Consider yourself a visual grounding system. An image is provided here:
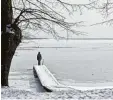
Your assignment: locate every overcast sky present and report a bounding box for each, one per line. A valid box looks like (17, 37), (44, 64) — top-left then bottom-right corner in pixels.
(23, 0), (113, 38)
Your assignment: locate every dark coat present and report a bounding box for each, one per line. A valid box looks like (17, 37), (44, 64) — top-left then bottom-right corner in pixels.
(37, 52), (42, 61)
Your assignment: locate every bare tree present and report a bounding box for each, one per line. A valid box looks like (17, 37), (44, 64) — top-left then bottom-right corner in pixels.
(12, 0), (93, 38)
(1, 0), (112, 86)
(90, 0), (113, 25)
(1, 0), (92, 86)
(1, 0), (22, 86)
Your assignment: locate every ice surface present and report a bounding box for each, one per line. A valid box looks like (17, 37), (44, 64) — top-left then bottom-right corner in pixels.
(11, 39), (113, 85)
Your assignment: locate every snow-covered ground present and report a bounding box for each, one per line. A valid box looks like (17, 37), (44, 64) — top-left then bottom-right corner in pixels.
(2, 87), (113, 99)
(8, 70), (46, 92)
(2, 39), (113, 99)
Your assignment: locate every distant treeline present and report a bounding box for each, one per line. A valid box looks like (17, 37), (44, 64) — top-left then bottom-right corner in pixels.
(23, 38), (113, 40)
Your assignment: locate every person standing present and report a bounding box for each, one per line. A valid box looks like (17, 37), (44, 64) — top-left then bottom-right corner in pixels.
(37, 52), (42, 65)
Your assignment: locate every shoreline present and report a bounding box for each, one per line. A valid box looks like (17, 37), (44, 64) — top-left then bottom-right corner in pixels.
(2, 87), (113, 99)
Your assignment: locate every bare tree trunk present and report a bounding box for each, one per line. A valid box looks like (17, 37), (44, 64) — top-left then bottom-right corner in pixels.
(1, 0), (22, 86)
(1, 30), (21, 86)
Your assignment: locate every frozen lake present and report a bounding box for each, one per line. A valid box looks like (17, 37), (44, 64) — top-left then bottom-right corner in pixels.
(10, 39), (113, 87)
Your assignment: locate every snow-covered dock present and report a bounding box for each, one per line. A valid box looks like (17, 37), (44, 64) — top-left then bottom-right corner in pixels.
(33, 65), (73, 92)
(33, 65), (113, 92)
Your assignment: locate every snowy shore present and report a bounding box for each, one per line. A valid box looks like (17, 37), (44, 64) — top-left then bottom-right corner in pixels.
(2, 65), (113, 100)
(1, 87), (113, 100)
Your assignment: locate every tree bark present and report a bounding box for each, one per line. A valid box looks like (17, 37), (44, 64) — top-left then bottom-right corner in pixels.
(1, 29), (22, 86)
(1, 0), (22, 86)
